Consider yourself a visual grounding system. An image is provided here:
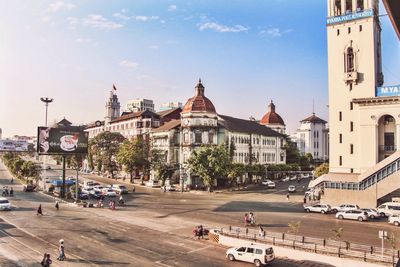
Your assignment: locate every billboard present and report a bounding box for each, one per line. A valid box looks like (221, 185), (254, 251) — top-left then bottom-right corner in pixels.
(37, 127), (88, 155)
(0, 140), (28, 152)
(376, 85), (400, 97)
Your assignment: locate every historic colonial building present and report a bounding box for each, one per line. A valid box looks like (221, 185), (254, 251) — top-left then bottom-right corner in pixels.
(293, 113), (329, 161)
(151, 80), (286, 187)
(310, 0), (400, 207)
(259, 100), (286, 134)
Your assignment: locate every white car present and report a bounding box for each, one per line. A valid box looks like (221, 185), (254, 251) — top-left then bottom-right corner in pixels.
(93, 186), (104, 193)
(0, 198), (11, 211)
(146, 180), (160, 188)
(304, 204), (331, 214)
(289, 176), (297, 181)
(388, 215), (400, 226)
(261, 180), (271, 186)
(266, 181), (276, 189)
(281, 177), (290, 182)
(101, 188), (117, 197)
(288, 185), (296, 192)
(331, 204), (360, 213)
(112, 184), (129, 194)
(377, 202), (400, 217)
(360, 208), (380, 219)
(336, 210), (368, 221)
(165, 184), (176, 191)
(226, 244), (275, 267)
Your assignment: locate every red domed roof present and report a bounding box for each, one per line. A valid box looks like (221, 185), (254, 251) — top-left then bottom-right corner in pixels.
(260, 100), (285, 126)
(182, 80), (216, 114)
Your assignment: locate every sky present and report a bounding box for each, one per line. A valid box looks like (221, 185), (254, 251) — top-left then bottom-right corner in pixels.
(0, 0), (399, 138)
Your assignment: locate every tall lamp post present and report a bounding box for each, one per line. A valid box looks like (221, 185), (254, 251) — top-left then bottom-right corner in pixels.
(40, 97), (53, 127)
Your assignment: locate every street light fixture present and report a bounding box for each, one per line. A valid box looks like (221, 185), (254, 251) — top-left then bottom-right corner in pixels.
(40, 97), (54, 127)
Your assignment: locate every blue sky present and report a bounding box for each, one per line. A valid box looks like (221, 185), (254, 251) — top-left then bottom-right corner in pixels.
(0, 0), (399, 137)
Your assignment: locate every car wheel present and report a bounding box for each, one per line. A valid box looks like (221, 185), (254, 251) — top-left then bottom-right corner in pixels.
(321, 210), (326, 214)
(306, 209), (310, 213)
(358, 217), (364, 222)
(332, 209), (337, 213)
(338, 215), (344, 220)
(227, 254), (235, 261)
(254, 259), (262, 267)
(369, 215), (375, 219)
(394, 221), (400, 227)
(380, 212), (386, 217)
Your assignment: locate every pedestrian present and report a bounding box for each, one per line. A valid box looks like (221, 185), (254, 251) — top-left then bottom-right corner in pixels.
(199, 225), (204, 239)
(41, 253), (52, 267)
(303, 197), (306, 204)
(258, 226), (265, 237)
(37, 204), (43, 216)
(55, 201), (59, 211)
(286, 193), (290, 201)
(244, 213), (248, 226)
(57, 239), (66, 261)
(10, 177), (14, 184)
(9, 187), (13, 197)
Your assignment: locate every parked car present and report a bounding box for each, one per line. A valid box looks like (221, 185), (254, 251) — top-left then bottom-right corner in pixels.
(388, 215), (400, 226)
(23, 184), (36, 192)
(165, 184), (176, 192)
(226, 244), (275, 267)
(0, 198), (11, 211)
(288, 185), (296, 193)
(302, 173), (311, 179)
(102, 188), (117, 197)
(289, 176), (297, 181)
(261, 180), (271, 186)
(331, 204), (360, 213)
(111, 184), (129, 194)
(93, 186), (105, 193)
(89, 190), (102, 199)
(304, 204), (331, 214)
(336, 210), (368, 221)
(146, 180), (160, 188)
(281, 177), (290, 182)
(360, 208), (380, 219)
(266, 181), (276, 189)
(377, 202), (400, 217)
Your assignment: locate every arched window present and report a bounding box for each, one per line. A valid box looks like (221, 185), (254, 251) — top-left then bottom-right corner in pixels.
(346, 47), (355, 72)
(345, 0), (352, 14)
(357, 0), (364, 12)
(334, 0), (342, 16)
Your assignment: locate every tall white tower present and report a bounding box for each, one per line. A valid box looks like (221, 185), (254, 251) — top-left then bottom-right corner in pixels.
(327, 0), (384, 174)
(105, 86), (121, 124)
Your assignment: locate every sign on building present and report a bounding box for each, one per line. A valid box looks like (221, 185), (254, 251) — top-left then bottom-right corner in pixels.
(37, 127), (88, 155)
(0, 140), (28, 152)
(327, 9), (373, 25)
(376, 85), (400, 97)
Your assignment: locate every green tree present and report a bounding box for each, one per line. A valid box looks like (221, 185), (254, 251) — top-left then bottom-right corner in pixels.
(89, 131), (126, 179)
(315, 163), (329, 177)
(331, 227), (343, 241)
(20, 161), (41, 184)
(284, 138), (301, 164)
(116, 137), (149, 183)
(227, 163), (246, 186)
(187, 145), (231, 192)
(150, 149), (176, 186)
(287, 221), (302, 240)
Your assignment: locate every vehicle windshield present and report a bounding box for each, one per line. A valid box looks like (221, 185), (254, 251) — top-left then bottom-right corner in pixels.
(0, 200), (10, 204)
(265, 248), (273, 255)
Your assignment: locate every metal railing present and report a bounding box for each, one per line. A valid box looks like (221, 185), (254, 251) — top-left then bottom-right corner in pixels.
(380, 145), (397, 153)
(218, 226), (399, 265)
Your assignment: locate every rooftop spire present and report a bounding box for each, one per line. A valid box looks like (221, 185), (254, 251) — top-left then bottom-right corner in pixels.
(195, 78), (205, 96)
(268, 99), (275, 112)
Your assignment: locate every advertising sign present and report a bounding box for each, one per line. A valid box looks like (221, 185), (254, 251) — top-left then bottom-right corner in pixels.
(0, 140), (28, 152)
(37, 127), (88, 155)
(376, 85), (400, 97)
(327, 9), (373, 25)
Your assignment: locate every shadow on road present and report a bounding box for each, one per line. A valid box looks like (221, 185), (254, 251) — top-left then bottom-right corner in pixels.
(213, 201), (303, 213)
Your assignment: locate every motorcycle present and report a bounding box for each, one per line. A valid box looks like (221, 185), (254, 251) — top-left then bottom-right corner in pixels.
(193, 226), (209, 239)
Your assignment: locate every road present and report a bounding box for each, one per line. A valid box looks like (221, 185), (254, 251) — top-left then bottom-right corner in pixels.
(0, 162), (331, 267)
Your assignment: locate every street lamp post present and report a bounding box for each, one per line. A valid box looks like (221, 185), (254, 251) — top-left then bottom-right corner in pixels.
(40, 97), (54, 127)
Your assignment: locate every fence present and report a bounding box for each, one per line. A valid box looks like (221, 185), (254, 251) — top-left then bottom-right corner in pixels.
(216, 226), (400, 266)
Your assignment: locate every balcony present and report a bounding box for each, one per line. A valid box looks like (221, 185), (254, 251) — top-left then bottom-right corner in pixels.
(379, 145), (397, 153)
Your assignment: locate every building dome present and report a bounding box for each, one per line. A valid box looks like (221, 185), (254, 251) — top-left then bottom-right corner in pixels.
(182, 79), (216, 114)
(260, 100), (285, 126)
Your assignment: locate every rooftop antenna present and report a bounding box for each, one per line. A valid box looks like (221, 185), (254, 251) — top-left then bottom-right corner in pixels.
(312, 99), (315, 115)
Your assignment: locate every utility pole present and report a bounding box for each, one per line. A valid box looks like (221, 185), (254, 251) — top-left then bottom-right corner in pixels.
(40, 97), (54, 127)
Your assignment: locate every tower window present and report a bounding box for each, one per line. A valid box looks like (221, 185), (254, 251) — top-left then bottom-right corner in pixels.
(348, 27), (351, 34)
(350, 102), (353, 110)
(337, 29), (340, 36)
(357, 0), (364, 12)
(350, 144), (354, 154)
(359, 25), (363, 32)
(339, 156), (343, 166)
(339, 134), (342, 143)
(350, 121), (353, 132)
(339, 111), (342, 121)
(334, 0), (342, 16)
(346, 47), (355, 72)
(345, 0), (352, 14)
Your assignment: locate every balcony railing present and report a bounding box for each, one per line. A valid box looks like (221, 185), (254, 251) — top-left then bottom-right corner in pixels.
(379, 145), (397, 153)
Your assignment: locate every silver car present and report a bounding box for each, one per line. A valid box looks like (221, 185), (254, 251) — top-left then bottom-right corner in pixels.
(304, 204), (331, 214)
(336, 210), (368, 222)
(360, 208), (380, 219)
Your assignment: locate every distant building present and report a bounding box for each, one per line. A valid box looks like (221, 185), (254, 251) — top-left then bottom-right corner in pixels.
(293, 113), (329, 161)
(259, 100), (286, 134)
(0, 128), (2, 139)
(159, 102), (182, 111)
(125, 98), (155, 113)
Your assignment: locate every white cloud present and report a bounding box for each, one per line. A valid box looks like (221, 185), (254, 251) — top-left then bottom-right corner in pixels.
(198, 22), (248, 33)
(168, 5), (177, 11)
(259, 27), (293, 37)
(76, 37), (92, 43)
(119, 60), (139, 69)
(134, 16), (159, 22)
(113, 12), (130, 20)
(48, 1), (75, 12)
(67, 15), (123, 30)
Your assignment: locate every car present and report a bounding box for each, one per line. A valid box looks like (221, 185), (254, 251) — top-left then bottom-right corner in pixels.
(261, 180), (271, 186)
(301, 173), (310, 179)
(281, 177), (290, 182)
(93, 185), (104, 193)
(288, 185), (296, 192)
(165, 184), (176, 192)
(377, 202), (400, 217)
(0, 198), (11, 211)
(266, 181), (276, 189)
(331, 204), (360, 213)
(66, 177), (76, 184)
(304, 204), (331, 214)
(388, 215), (400, 226)
(226, 244), (275, 267)
(89, 190), (102, 199)
(146, 180), (160, 188)
(360, 208), (380, 219)
(102, 188), (117, 197)
(289, 176), (297, 181)
(111, 184), (129, 194)
(336, 210), (368, 221)
(23, 184), (36, 192)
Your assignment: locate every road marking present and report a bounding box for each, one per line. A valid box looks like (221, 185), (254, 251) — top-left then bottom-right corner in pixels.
(187, 245), (213, 254)
(154, 260), (173, 267)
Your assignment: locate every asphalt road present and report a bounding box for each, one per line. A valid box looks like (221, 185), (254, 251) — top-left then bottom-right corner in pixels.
(0, 162), (332, 267)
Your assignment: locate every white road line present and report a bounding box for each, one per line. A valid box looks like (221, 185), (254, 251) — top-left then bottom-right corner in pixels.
(187, 245), (213, 254)
(154, 260), (173, 267)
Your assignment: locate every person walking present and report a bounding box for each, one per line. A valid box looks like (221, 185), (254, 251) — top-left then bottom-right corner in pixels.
(244, 213), (249, 226)
(258, 226), (265, 237)
(286, 193), (290, 201)
(55, 201), (59, 211)
(41, 253), (52, 267)
(37, 204), (43, 216)
(9, 187), (13, 197)
(57, 239), (66, 261)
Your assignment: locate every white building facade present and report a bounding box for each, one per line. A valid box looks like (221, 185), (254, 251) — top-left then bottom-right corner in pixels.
(125, 98), (155, 113)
